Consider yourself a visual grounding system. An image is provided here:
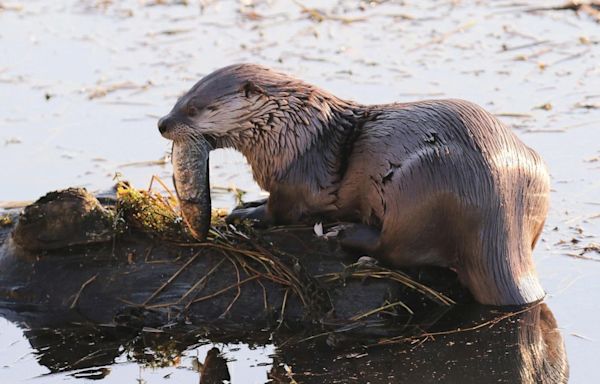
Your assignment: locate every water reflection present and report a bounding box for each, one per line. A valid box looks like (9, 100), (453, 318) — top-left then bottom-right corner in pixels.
(0, 302), (567, 383)
(198, 348), (231, 384)
(270, 303), (568, 383)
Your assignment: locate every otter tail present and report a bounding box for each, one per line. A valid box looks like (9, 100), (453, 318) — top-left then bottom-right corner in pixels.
(460, 148), (550, 306)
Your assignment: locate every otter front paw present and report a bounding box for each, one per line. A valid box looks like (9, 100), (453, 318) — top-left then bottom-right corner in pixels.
(237, 198), (268, 209)
(225, 204), (272, 227)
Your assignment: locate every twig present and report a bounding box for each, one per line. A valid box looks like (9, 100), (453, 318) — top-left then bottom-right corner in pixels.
(143, 252), (200, 305)
(350, 300), (414, 321)
(143, 246), (154, 262)
(70, 274), (98, 309)
(548, 48), (591, 67)
(70, 349), (111, 368)
(563, 252), (600, 262)
(291, 0), (366, 24)
(147, 174), (178, 206)
(118, 157), (168, 169)
(186, 275), (260, 307)
(245, 238), (311, 306)
(277, 288), (290, 329)
(256, 279), (269, 312)
(116, 297), (140, 306)
(219, 254), (243, 318)
(495, 112), (533, 118)
(144, 301), (180, 309)
(375, 303), (539, 346)
(410, 20), (477, 51)
(523, 1), (600, 21)
(178, 258), (225, 303)
(318, 268), (454, 306)
(291, 330), (333, 345)
(554, 120), (600, 131)
(523, 128), (567, 133)
(499, 40), (550, 52)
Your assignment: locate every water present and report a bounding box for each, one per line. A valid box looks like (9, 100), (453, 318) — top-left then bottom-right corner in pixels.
(0, 0), (599, 382)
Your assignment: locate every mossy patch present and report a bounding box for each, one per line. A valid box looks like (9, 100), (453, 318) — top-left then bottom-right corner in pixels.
(114, 181), (228, 241)
(115, 181), (189, 240)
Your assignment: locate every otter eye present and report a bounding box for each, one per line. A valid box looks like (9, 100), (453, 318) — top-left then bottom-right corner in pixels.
(187, 105), (199, 118)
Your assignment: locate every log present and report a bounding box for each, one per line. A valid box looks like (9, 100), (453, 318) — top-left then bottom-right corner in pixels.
(0, 188), (568, 383)
(0, 188), (461, 329)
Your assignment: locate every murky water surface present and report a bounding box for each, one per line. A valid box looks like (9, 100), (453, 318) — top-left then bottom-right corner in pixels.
(0, 0), (599, 382)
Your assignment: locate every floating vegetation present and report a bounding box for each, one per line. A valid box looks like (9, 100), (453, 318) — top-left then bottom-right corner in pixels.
(0, 214), (12, 227)
(525, 1), (600, 23)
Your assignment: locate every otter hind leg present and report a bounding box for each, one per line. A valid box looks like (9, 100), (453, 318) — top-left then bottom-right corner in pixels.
(338, 223), (381, 255)
(461, 157), (549, 306)
(379, 203), (545, 306)
(377, 181), (546, 306)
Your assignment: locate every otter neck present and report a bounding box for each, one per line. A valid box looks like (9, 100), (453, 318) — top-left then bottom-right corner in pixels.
(219, 92), (365, 192)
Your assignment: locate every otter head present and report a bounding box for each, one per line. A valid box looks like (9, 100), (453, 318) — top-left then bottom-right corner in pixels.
(157, 64), (276, 145)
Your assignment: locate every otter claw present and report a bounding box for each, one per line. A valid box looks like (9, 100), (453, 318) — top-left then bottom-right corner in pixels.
(356, 256), (378, 267)
(225, 205), (271, 227)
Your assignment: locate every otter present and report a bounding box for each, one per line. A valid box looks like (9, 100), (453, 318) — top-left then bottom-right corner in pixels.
(158, 63), (550, 306)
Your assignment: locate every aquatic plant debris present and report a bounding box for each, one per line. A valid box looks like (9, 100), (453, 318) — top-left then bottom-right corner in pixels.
(115, 180), (189, 240)
(0, 214), (12, 227)
(524, 1), (600, 23)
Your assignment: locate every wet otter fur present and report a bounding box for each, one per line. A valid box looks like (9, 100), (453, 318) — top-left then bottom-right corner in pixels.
(158, 63), (550, 306)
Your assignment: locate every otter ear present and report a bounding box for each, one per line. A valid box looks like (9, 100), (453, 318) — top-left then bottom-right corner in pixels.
(240, 81), (266, 98)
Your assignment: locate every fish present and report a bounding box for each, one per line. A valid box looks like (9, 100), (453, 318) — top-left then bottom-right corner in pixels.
(171, 137), (212, 241)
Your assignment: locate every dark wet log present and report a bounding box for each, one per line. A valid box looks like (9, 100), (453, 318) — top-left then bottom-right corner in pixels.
(0, 189), (464, 332)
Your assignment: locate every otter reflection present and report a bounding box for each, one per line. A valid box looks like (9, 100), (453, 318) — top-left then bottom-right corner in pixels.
(2, 302), (566, 383)
(269, 303), (568, 384)
(198, 347), (230, 384)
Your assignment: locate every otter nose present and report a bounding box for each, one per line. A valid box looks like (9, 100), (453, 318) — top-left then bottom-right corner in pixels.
(157, 116), (168, 134)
